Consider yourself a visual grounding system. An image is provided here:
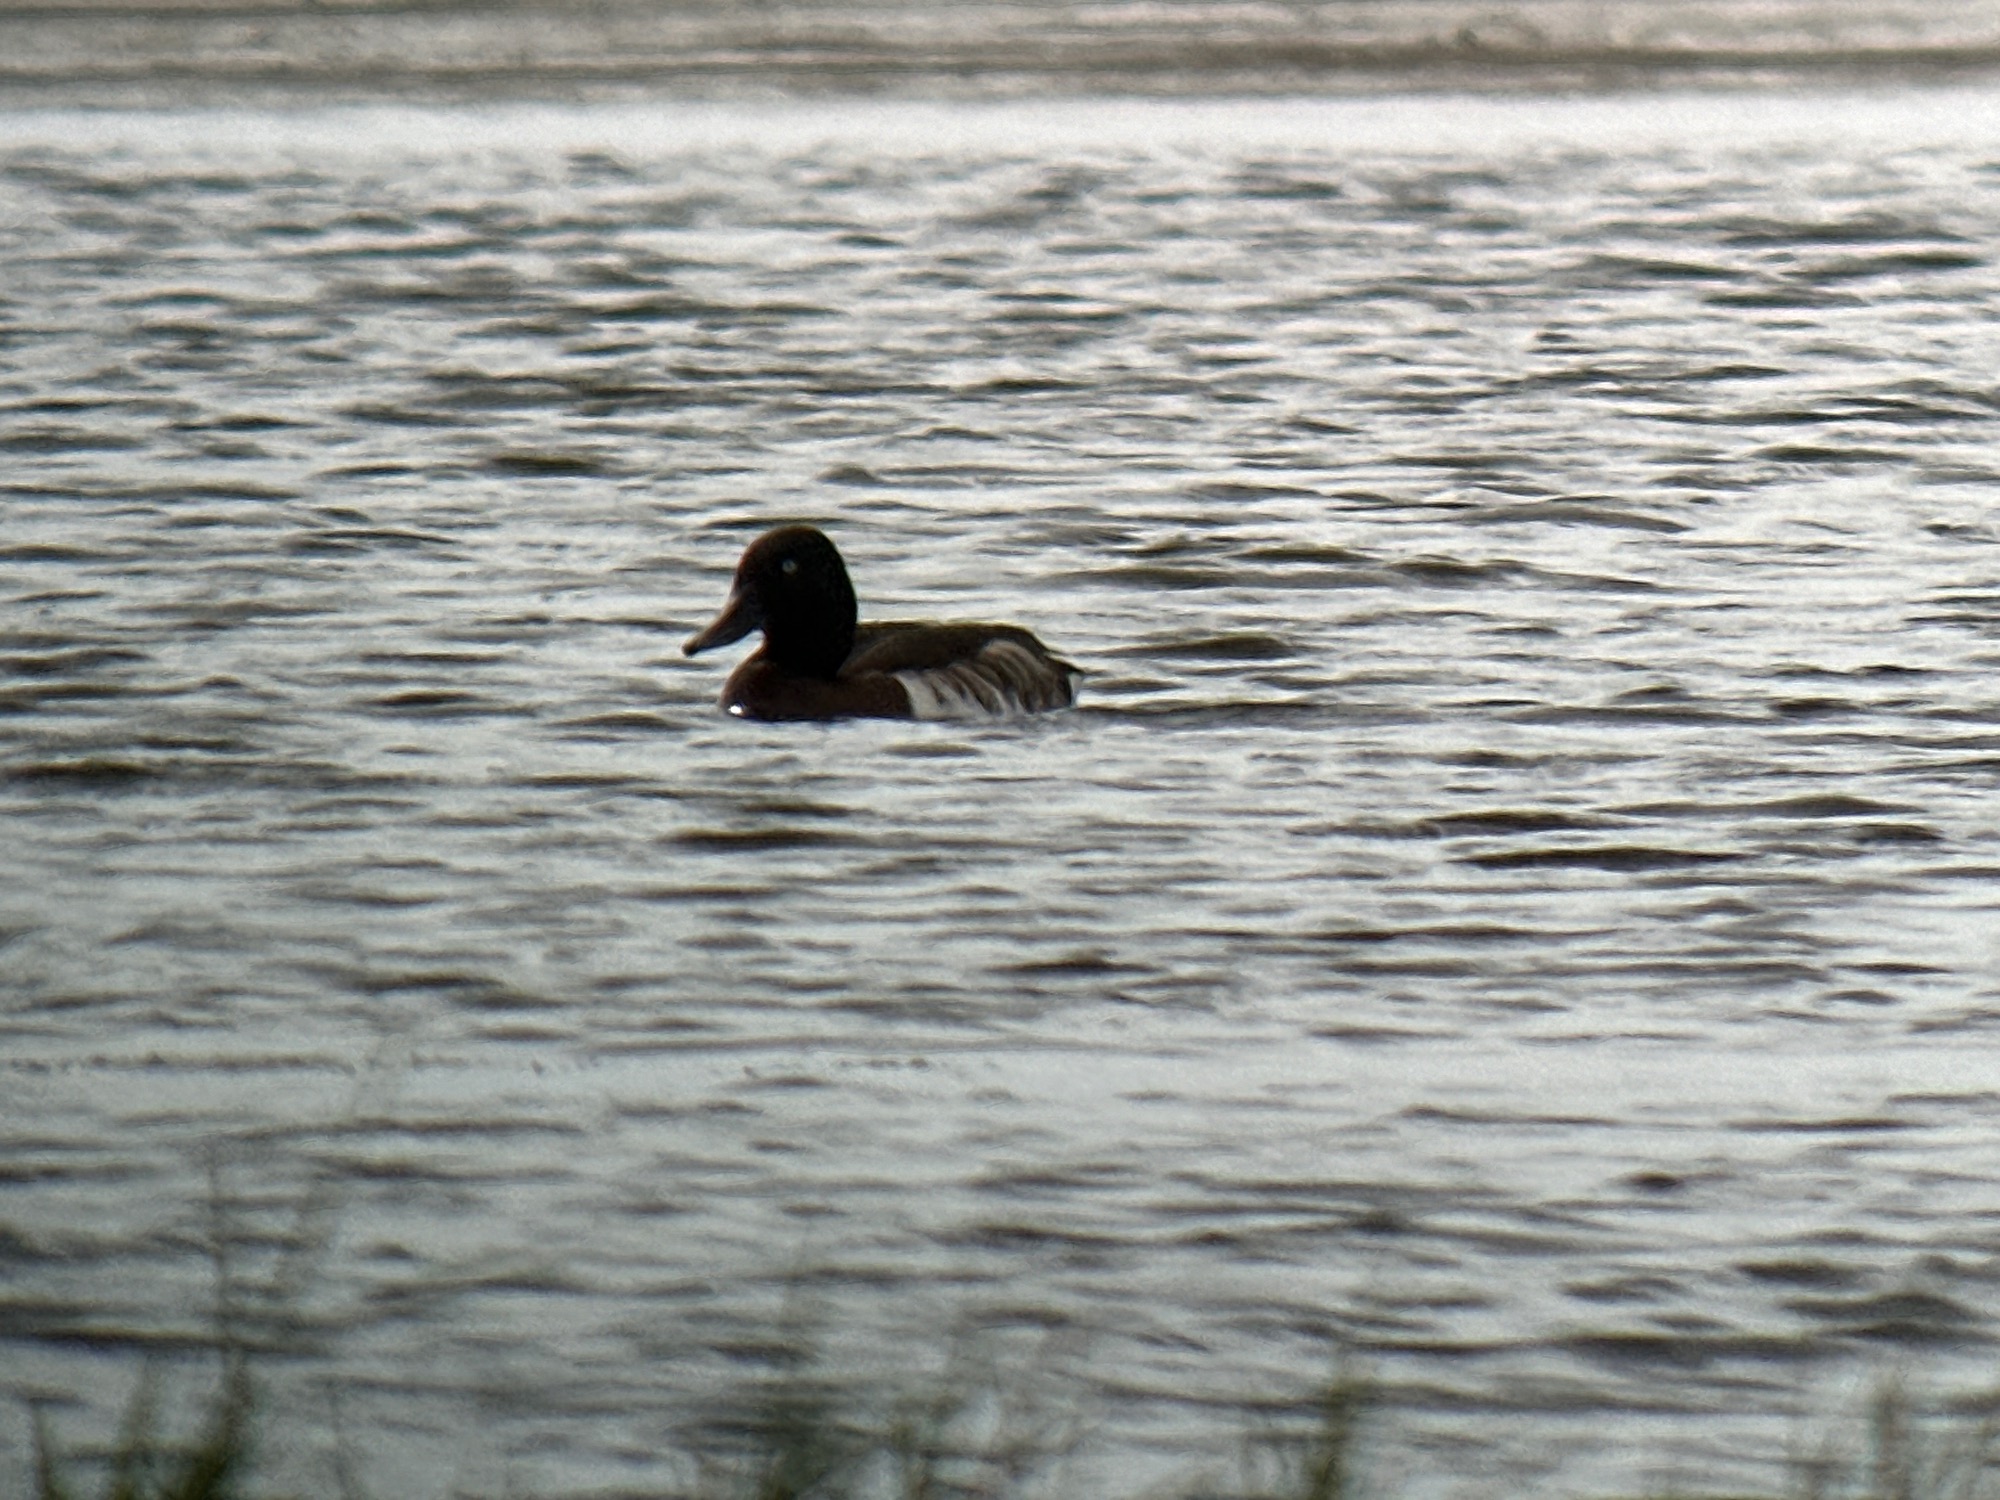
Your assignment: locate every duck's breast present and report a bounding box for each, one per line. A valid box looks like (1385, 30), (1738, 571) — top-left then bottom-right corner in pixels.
(721, 653), (911, 720)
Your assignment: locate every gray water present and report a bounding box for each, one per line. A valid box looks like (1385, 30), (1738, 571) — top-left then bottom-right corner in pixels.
(5, 88), (2000, 1498)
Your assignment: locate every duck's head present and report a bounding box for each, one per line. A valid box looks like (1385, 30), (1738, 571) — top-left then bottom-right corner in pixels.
(683, 524), (858, 679)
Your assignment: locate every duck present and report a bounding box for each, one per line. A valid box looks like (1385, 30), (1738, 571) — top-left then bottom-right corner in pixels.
(683, 525), (1080, 721)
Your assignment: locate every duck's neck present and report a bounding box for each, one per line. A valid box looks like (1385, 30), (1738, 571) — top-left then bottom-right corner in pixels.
(763, 589), (857, 680)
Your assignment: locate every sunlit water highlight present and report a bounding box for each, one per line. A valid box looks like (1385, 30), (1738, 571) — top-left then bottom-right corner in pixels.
(4, 87), (2000, 1498)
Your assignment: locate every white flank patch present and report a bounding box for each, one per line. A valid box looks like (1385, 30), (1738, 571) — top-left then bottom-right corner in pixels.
(894, 666), (1010, 721)
(893, 641), (1076, 721)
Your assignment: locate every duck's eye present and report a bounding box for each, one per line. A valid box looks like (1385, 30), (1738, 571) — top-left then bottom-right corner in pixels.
(780, 558), (799, 575)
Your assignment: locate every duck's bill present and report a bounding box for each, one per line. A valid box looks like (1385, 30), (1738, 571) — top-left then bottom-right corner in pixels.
(683, 589), (760, 656)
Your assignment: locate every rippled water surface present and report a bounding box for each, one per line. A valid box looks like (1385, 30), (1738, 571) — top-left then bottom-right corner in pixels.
(6, 90), (2000, 1498)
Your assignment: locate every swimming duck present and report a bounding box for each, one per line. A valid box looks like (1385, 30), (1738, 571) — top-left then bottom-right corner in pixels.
(683, 525), (1080, 721)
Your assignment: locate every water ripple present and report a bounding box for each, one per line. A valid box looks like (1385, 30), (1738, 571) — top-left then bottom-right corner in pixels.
(6, 91), (2000, 1500)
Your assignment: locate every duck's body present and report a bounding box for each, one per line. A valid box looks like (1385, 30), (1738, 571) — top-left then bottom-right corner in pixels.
(684, 526), (1080, 722)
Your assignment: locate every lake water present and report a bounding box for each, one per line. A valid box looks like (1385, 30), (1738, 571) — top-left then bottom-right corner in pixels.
(5, 52), (2000, 1500)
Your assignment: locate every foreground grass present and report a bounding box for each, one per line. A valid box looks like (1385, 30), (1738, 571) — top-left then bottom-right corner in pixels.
(1786, 1379), (2000, 1500)
(32, 1353), (252, 1500)
(26, 1353), (2000, 1500)
(28, 1347), (1354, 1500)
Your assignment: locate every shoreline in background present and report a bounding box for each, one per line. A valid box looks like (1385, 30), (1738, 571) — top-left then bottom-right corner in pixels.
(2, 0), (2000, 106)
